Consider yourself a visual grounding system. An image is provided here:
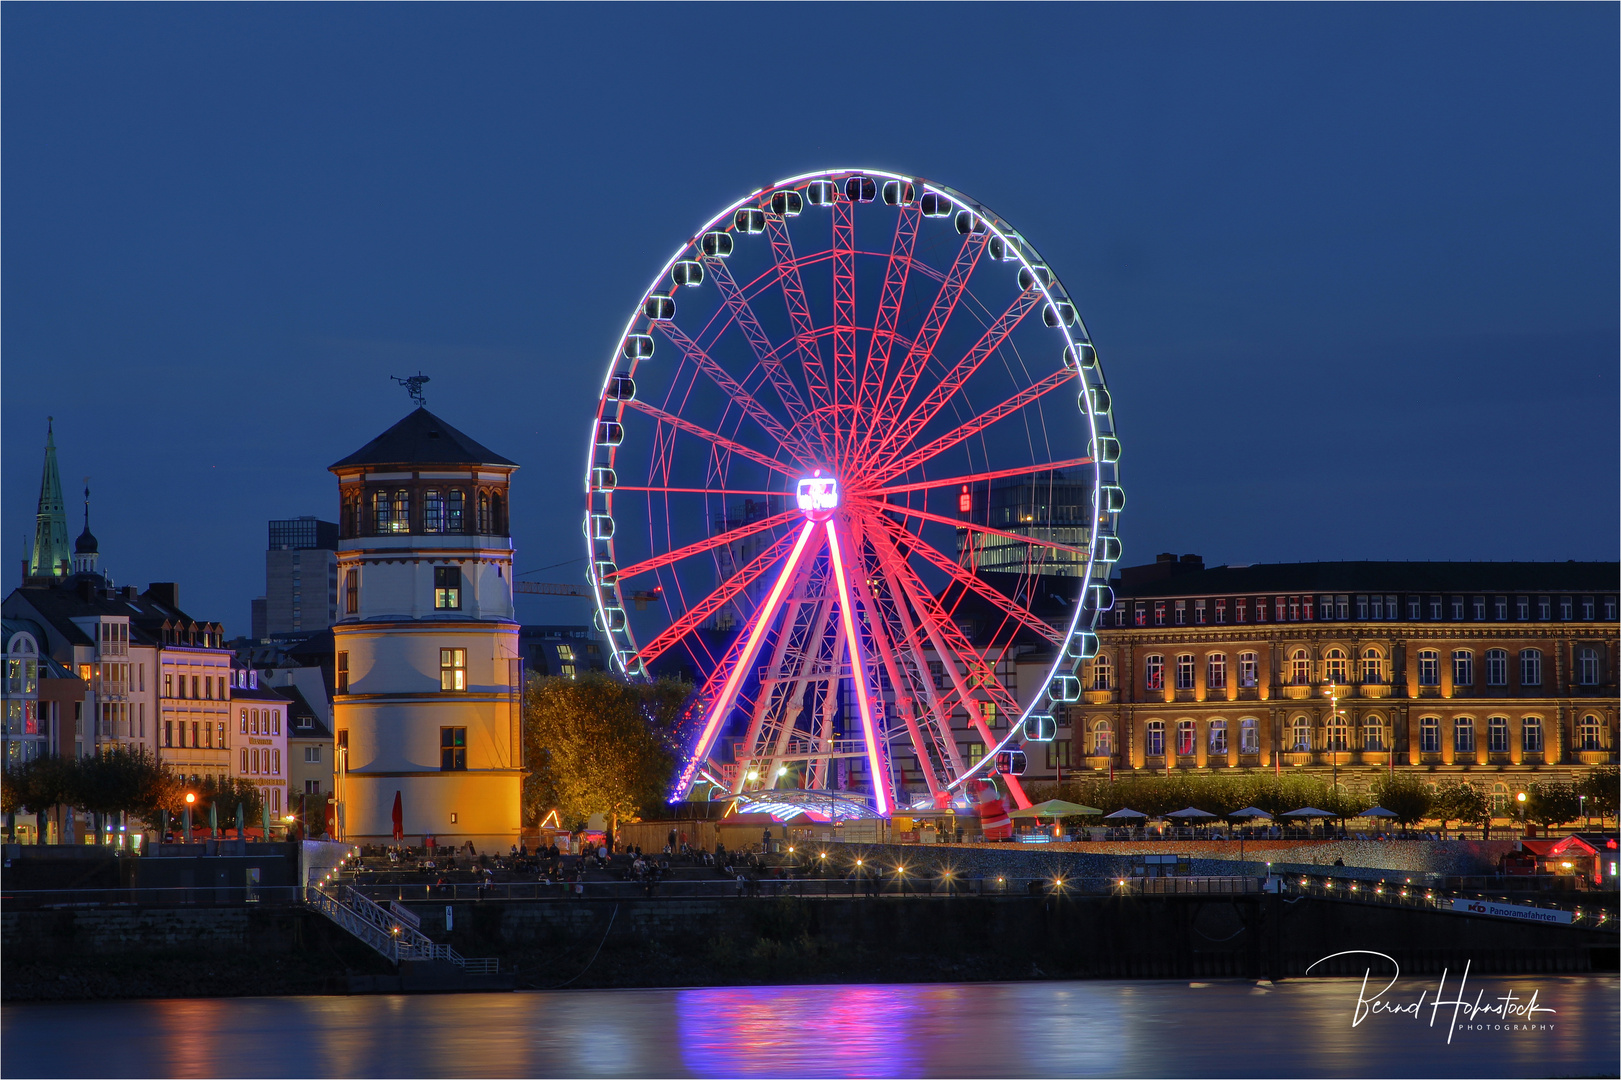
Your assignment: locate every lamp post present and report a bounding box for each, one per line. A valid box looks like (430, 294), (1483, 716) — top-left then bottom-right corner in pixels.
(1516, 790), (1528, 838)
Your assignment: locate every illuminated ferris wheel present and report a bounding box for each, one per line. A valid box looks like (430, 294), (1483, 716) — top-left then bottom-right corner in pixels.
(584, 169), (1122, 816)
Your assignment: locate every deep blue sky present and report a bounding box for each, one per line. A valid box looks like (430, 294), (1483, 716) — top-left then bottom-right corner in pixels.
(4, 4), (1616, 635)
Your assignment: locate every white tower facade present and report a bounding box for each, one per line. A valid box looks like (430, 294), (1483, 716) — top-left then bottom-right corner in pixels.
(329, 408), (522, 849)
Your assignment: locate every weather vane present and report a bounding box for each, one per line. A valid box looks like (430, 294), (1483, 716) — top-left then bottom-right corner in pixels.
(391, 372), (430, 408)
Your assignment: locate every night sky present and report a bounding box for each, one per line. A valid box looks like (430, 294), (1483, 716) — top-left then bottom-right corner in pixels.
(4, 4), (1616, 636)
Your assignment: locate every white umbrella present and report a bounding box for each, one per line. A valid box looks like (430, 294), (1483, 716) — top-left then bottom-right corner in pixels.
(1359, 806), (1399, 818)
(1229, 806), (1273, 820)
(1282, 807), (1335, 818)
(1103, 807), (1147, 820)
(1165, 807), (1218, 820)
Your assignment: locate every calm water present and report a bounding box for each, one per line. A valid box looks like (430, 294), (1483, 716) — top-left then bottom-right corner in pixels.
(4, 976), (1616, 1078)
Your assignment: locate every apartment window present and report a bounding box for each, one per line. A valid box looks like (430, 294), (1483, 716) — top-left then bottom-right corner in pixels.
(1323, 649), (1348, 685)
(1579, 715), (1602, 751)
(1356, 595), (1369, 620)
(336, 652), (349, 694)
(1420, 716), (1441, 753)
(981, 702), (1000, 729)
(1194, 599), (1206, 625)
(1286, 597), (1298, 621)
(1472, 597), (1485, 620)
(1214, 598), (1226, 624)
(305, 779), (321, 796)
(1174, 600), (1185, 626)
(1045, 741), (1071, 770)
(1237, 652), (1258, 689)
(1417, 650), (1440, 687)
(305, 745), (321, 763)
(1289, 649), (1311, 686)
(1256, 598), (1268, 622)
(1091, 721), (1112, 756)
(1143, 655), (1164, 692)
(1134, 603), (1147, 627)
(1235, 599), (1247, 623)
(345, 570), (358, 615)
(1207, 653), (1227, 690)
(1606, 598), (1617, 620)
(1537, 597), (1550, 620)
(1325, 713), (1347, 752)
(251, 709), (259, 735)
(1208, 719), (1227, 754)
(1485, 649), (1508, 686)
(1517, 597), (1530, 620)
(1154, 602), (1166, 627)
(164, 720), (173, 748)
(1318, 596), (1332, 620)
(1370, 595), (1384, 620)
(1290, 716), (1310, 752)
(1487, 716), (1509, 753)
(1363, 715), (1384, 752)
(1493, 597), (1507, 620)
(434, 566), (462, 610)
(1522, 716), (1543, 754)
(1239, 718), (1259, 753)
(1115, 607), (1127, 626)
(1335, 595), (1349, 620)
(272, 750), (280, 776)
(164, 673), (173, 698)
(1581, 597), (1594, 619)
(1454, 717), (1475, 755)
(1090, 654), (1113, 691)
(1452, 650), (1473, 688)
(1144, 720), (1164, 756)
(241, 748), (249, 772)
(1408, 598), (1421, 620)
(1360, 649), (1384, 685)
(1174, 654), (1195, 691)
(1577, 647), (1600, 686)
(965, 742), (985, 766)
(440, 648), (467, 691)
(1176, 719), (1196, 756)
(1450, 597), (1463, 620)
(1559, 597), (1572, 620)
(1519, 649), (1542, 687)
(440, 727), (468, 770)
(190, 721), (199, 747)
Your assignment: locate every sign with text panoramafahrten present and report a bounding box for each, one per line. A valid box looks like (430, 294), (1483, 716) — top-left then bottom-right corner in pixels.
(1451, 898), (1573, 925)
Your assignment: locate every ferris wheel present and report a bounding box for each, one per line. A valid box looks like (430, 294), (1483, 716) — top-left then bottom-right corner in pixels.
(584, 169), (1122, 816)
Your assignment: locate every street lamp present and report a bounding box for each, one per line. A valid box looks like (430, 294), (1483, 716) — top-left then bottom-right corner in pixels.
(1516, 790), (1528, 837)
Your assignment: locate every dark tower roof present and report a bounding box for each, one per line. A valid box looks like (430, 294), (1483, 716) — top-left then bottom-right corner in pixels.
(74, 483), (97, 555)
(329, 407), (517, 470)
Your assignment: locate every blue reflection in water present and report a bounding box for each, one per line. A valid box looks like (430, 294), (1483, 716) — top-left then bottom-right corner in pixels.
(678, 985), (922, 1077)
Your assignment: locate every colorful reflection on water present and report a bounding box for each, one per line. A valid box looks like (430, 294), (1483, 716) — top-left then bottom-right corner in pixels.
(4, 976), (1615, 1078)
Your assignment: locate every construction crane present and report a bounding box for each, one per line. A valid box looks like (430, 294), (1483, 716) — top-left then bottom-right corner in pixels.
(514, 581), (663, 610)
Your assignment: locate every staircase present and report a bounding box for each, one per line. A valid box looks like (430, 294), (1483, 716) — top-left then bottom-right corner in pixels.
(307, 884), (499, 973)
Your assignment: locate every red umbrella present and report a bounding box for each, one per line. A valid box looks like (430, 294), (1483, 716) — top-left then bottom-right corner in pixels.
(391, 790), (404, 841)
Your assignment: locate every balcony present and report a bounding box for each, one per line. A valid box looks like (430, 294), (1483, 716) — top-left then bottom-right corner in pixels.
(1238, 752), (1262, 767)
(1082, 690), (1115, 705)
(1577, 749), (1617, 765)
(1357, 683), (1392, 698)
(1083, 755), (1114, 771)
(1236, 686), (1261, 701)
(1282, 751), (1315, 767)
(1281, 685), (1313, 700)
(1359, 751), (1390, 767)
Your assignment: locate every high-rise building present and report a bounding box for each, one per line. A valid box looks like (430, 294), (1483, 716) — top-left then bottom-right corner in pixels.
(255, 517), (339, 641)
(329, 406), (522, 848)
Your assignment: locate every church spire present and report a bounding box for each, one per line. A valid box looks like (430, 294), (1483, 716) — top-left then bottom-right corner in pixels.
(26, 418), (70, 582)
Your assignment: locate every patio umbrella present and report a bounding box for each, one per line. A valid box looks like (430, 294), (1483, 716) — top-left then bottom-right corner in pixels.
(1009, 799), (1103, 819)
(236, 802), (245, 841)
(1229, 807), (1273, 820)
(209, 802), (218, 838)
(1359, 806), (1399, 818)
(1282, 807), (1335, 818)
(1165, 807), (1218, 820)
(262, 800), (271, 842)
(1103, 808), (1148, 820)
(392, 790), (405, 841)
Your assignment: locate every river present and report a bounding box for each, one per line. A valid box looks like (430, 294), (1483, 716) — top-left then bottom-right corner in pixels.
(4, 976), (1615, 1078)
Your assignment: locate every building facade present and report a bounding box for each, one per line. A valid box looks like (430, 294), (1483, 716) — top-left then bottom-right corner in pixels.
(329, 407), (523, 848)
(253, 517), (340, 642)
(229, 680), (290, 820)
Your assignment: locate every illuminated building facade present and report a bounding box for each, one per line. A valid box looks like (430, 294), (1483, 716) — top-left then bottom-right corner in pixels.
(329, 407), (523, 848)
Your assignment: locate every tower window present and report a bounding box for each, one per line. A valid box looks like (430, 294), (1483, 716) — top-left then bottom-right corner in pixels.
(345, 570), (358, 614)
(423, 489), (444, 533)
(434, 566), (462, 610)
(447, 489), (465, 533)
(440, 727), (467, 771)
(440, 648), (467, 691)
(336, 652), (349, 694)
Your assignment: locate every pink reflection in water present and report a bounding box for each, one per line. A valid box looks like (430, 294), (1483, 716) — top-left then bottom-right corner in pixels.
(678, 985), (925, 1078)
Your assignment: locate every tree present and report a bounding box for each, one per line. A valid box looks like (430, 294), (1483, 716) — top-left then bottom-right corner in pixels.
(1432, 781), (1488, 836)
(1577, 767), (1617, 825)
(522, 671), (685, 838)
(1372, 773), (1433, 830)
(1525, 782), (1583, 832)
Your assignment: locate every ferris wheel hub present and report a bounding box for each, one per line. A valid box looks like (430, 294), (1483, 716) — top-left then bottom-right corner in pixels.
(794, 474), (840, 522)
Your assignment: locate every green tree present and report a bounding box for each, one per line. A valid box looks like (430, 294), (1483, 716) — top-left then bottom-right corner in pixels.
(1525, 782), (1583, 832)
(1576, 767), (1617, 825)
(1432, 780), (1488, 836)
(522, 671), (686, 837)
(1372, 772), (1434, 829)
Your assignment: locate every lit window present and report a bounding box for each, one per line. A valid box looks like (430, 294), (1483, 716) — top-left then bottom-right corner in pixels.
(1174, 654), (1195, 690)
(441, 648), (467, 691)
(1363, 715), (1384, 752)
(1487, 716), (1509, 753)
(1239, 718), (1259, 753)
(1090, 654), (1113, 691)
(1194, 599), (1206, 625)
(1092, 721), (1112, 756)
(1208, 719), (1227, 754)
(1519, 649), (1542, 687)
(1144, 720), (1164, 756)
(1154, 602), (1166, 627)
(440, 727), (467, 770)
(1323, 649), (1347, 684)
(1214, 598), (1226, 624)
(1237, 652), (1258, 689)
(1420, 716), (1441, 753)
(447, 489), (465, 533)
(1173, 600), (1185, 626)
(1360, 649), (1384, 685)
(965, 742), (985, 765)
(1454, 717), (1475, 754)
(1579, 715), (1602, 751)
(1290, 650), (1311, 685)
(1144, 655), (1164, 692)
(1484, 649), (1508, 686)
(1325, 713), (1347, 751)
(1206, 653), (1227, 690)
(434, 566), (462, 610)
(1290, 716), (1311, 752)
(1452, 650), (1473, 687)
(1522, 717), (1543, 754)
(1175, 719), (1196, 756)
(1417, 650), (1440, 686)
(239, 708), (248, 734)
(423, 490), (444, 533)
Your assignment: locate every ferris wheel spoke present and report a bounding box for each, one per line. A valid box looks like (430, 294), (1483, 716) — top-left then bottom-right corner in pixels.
(863, 457), (1093, 498)
(764, 215), (835, 460)
(632, 527), (804, 666)
(867, 511), (1065, 648)
(830, 199), (857, 460)
(866, 287), (1044, 477)
(614, 505), (800, 583)
(854, 232), (988, 472)
(873, 500), (1090, 557)
(703, 255), (815, 439)
(623, 399), (801, 479)
(869, 368), (1082, 486)
(656, 323), (819, 466)
(614, 485), (782, 497)
(855, 207), (921, 464)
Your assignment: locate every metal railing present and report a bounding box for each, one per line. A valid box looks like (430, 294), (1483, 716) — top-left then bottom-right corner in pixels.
(306, 884), (500, 973)
(1276, 874), (1617, 932)
(0, 885), (306, 910)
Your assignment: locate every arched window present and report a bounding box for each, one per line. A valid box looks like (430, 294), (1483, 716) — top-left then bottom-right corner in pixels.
(372, 489), (391, 532)
(1239, 717), (1259, 753)
(491, 493), (506, 534)
(1452, 650), (1473, 687)
(1420, 716), (1441, 753)
(1290, 650), (1311, 685)
(1417, 650), (1440, 686)
(422, 489), (444, 533)
(1363, 714), (1385, 751)
(1522, 716), (1544, 754)
(1144, 720), (1164, 756)
(1492, 783), (1508, 815)
(1175, 654), (1195, 690)
(1207, 653), (1227, 690)
(1579, 714), (1603, 751)
(1143, 655), (1164, 692)
(1577, 648), (1601, 686)
(1209, 718), (1228, 753)
(477, 492), (490, 534)
(1290, 715), (1311, 751)
(1092, 720), (1112, 756)
(447, 489), (465, 533)
(1090, 654), (1113, 691)
(239, 708), (247, 734)
(1237, 652), (1259, 689)
(1454, 716), (1475, 754)
(1325, 711), (1348, 751)
(1487, 715), (1509, 753)
(1323, 648), (1348, 684)
(1484, 649), (1508, 686)
(1176, 719), (1196, 755)
(1520, 649), (1542, 686)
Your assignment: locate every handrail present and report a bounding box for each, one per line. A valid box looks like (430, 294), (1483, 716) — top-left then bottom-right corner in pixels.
(304, 885), (500, 972)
